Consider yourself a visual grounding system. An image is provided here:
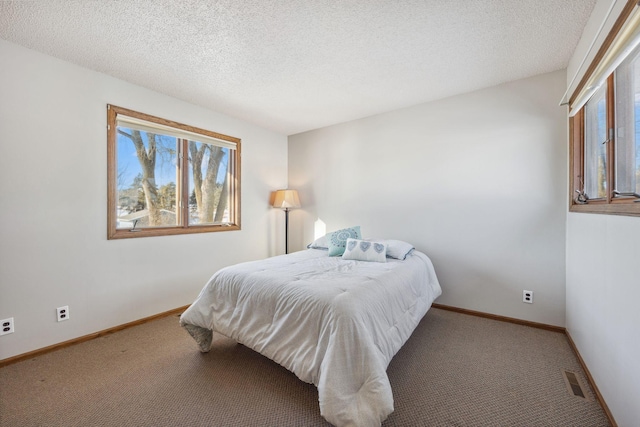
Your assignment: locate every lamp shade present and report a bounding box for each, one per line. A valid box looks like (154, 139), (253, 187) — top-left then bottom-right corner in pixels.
(272, 189), (301, 209)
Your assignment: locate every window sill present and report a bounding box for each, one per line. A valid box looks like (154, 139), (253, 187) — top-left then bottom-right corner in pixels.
(107, 224), (241, 240)
(569, 201), (640, 217)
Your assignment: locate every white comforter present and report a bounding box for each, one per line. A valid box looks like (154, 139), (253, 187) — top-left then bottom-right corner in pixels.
(180, 249), (441, 427)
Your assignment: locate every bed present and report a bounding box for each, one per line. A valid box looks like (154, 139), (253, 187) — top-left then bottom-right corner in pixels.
(180, 237), (441, 427)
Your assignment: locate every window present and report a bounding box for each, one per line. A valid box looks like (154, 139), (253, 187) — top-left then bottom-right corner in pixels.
(107, 105), (241, 239)
(569, 2), (640, 216)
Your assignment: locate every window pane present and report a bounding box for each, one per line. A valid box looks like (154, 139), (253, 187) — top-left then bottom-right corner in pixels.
(584, 83), (608, 199)
(615, 48), (640, 194)
(116, 128), (178, 229)
(187, 140), (232, 225)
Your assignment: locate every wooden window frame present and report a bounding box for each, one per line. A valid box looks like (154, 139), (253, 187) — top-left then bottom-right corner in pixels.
(568, 0), (640, 217)
(107, 105), (241, 239)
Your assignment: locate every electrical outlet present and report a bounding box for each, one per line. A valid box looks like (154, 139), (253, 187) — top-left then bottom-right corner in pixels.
(1, 317), (14, 335)
(56, 306), (69, 322)
(523, 290), (533, 304)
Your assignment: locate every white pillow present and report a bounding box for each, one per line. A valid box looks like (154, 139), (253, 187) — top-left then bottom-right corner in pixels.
(342, 238), (387, 263)
(307, 234), (328, 250)
(367, 239), (415, 260)
(384, 240), (415, 260)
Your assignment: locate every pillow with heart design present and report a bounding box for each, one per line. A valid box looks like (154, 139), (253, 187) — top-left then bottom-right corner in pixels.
(342, 238), (387, 262)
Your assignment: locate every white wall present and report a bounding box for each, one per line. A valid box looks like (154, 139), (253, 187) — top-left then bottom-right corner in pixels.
(566, 215), (640, 426)
(289, 70), (568, 327)
(565, 1), (640, 425)
(0, 39), (289, 360)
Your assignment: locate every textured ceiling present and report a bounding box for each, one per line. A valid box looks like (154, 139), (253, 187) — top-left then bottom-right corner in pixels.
(0, 0), (596, 135)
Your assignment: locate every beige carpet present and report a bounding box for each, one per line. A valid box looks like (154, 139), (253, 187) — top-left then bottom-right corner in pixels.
(0, 308), (610, 426)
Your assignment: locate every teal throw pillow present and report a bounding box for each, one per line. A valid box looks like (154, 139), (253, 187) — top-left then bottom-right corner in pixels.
(327, 226), (361, 256)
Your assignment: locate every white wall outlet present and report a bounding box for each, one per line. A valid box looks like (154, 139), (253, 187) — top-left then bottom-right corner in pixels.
(523, 290), (533, 304)
(1, 317), (14, 335)
(56, 306), (69, 322)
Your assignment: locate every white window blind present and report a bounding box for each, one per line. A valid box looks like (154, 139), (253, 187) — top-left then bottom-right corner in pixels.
(570, 4), (640, 117)
(116, 114), (237, 150)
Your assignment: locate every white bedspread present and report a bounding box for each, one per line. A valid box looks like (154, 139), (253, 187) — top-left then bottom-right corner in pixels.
(180, 249), (441, 427)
